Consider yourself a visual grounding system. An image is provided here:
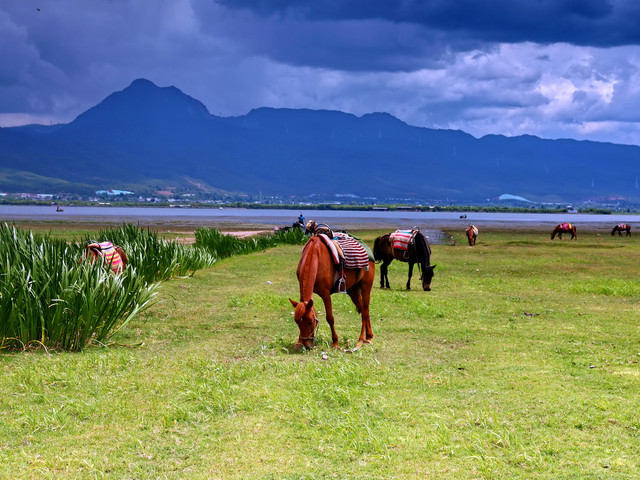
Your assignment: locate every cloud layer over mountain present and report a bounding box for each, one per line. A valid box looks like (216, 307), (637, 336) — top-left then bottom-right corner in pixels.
(3, 0), (640, 145)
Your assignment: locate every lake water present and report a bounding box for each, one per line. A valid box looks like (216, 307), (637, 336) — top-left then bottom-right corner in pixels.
(1, 205), (637, 229)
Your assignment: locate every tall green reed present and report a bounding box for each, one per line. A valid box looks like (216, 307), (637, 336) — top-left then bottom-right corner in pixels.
(90, 224), (216, 282)
(0, 224), (157, 351)
(195, 227), (306, 259)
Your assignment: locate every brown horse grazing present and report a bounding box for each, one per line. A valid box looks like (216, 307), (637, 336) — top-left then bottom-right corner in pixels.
(551, 223), (577, 240)
(465, 225), (478, 246)
(82, 241), (128, 273)
(289, 236), (375, 350)
(612, 223), (631, 236)
(373, 229), (435, 291)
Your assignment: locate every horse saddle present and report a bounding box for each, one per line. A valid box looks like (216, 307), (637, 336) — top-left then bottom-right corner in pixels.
(89, 241), (123, 273)
(390, 229), (418, 251)
(560, 223), (572, 231)
(317, 233), (371, 270)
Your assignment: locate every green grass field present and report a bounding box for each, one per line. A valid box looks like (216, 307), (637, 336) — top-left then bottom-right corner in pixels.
(1, 227), (639, 479)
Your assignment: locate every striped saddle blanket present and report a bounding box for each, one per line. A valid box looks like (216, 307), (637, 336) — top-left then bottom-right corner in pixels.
(97, 241), (123, 273)
(468, 225), (478, 236)
(560, 223), (573, 231)
(318, 232), (372, 269)
(618, 223), (629, 229)
(390, 230), (415, 251)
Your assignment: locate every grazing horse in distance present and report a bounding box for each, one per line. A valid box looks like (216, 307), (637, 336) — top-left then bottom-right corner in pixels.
(611, 223), (631, 236)
(465, 225), (478, 246)
(551, 223), (577, 240)
(373, 229), (435, 291)
(82, 241), (127, 273)
(289, 235), (375, 350)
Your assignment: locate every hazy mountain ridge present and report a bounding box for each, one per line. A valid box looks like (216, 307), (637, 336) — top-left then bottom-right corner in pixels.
(2, 78), (640, 202)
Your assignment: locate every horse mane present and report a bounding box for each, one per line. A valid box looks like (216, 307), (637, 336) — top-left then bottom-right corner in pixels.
(413, 231), (431, 264)
(298, 237), (321, 300)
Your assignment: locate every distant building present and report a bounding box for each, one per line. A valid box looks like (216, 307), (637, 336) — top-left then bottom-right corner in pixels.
(95, 189), (134, 195)
(498, 194), (533, 203)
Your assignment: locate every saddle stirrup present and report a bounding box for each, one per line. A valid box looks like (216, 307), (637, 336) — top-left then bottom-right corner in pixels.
(338, 264), (347, 293)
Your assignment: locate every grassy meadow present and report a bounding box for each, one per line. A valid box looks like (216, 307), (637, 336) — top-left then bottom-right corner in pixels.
(1, 225), (639, 479)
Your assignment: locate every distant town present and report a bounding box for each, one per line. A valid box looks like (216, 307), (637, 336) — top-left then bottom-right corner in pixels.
(0, 189), (635, 214)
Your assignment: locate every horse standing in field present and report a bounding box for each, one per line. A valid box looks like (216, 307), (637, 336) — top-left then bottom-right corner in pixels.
(551, 223), (577, 240)
(465, 225), (478, 246)
(611, 223), (631, 236)
(373, 229), (435, 291)
(82, 241), (127, 273)
(290, 233), (375, 350)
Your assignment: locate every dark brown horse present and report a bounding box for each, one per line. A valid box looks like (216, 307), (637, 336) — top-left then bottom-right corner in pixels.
(551, 223), (577, 240)
(373, 230), (435, 291)
(465, 225), (478, 246)
(289, 235), (375, 350)
(611, 223), (631, 236)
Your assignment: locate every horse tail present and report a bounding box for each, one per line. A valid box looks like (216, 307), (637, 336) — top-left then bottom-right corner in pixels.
(373, 236), (385, 262)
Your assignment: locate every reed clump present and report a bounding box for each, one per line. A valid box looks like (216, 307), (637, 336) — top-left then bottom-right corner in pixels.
(195, 227), (306, 259)
(90, 223), (216, 282)
(0, 224), (157, 351)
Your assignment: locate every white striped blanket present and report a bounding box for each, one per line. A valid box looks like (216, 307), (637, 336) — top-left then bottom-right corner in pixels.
(318, 233), (371, 269)
(390, 230), (413, 251)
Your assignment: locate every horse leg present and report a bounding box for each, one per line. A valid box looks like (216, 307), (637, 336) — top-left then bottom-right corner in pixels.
(348, 281), (374, 348)
(319, 293), (340, 349)
(406, 261), (414, 290)
(380, 259), (391, 289)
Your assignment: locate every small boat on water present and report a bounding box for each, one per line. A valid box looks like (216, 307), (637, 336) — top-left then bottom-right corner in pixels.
(56, 205), (64, 212)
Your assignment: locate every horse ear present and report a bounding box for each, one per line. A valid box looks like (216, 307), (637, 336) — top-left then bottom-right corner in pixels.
(431, 264), (437, 269)
(306, 298), (314, 310)
(289, 298), (298, 308)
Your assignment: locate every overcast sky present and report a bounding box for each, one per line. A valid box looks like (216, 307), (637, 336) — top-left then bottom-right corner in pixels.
(3, 0), (640, 145)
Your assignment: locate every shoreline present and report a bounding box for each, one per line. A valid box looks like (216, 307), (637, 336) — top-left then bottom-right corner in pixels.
(1, 216), (624, 235)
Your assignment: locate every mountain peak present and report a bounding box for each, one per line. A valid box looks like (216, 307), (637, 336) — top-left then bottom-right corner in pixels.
(67, 79), (211, 129)
(128, 78), (157, 89)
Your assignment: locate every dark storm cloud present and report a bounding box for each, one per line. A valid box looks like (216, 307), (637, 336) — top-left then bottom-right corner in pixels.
(218, 0), (638, 46)
(2, 0), (640, 145)
(213, 0), (640, 70)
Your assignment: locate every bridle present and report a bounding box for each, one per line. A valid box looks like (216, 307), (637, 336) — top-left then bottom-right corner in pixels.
(298, 307), (320, 342)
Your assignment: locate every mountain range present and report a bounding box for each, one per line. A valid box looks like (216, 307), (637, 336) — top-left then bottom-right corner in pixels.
(2, 78), (640, 203)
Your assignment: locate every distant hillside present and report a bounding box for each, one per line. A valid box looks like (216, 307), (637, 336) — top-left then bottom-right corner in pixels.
(3, 78), (640, 203)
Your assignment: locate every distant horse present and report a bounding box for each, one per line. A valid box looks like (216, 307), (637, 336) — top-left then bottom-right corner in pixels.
(373, 229), (435, 291)
(82, 241), (127, 273)
(289, 235), (375, 350)
(465, 225), (478, 246)
(611, 223), (631, 236)
(551, 223), (577, 240)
